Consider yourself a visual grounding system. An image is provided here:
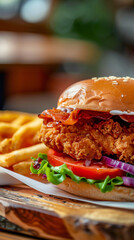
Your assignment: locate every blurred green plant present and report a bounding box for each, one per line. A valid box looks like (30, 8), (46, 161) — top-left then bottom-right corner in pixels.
(50, 0), (119, 49)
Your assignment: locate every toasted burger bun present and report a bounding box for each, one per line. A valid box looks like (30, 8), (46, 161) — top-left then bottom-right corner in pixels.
(58, 76), (134, 112)
(30, 175), (134, 201)
(57, 178), (134, 201)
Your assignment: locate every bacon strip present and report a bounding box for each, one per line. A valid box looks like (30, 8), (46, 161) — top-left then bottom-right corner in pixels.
(78, 110), (111, 120)
(39, 108), (134, 125)
(38, 108), (112, 125)
(38, 109), (79, 125)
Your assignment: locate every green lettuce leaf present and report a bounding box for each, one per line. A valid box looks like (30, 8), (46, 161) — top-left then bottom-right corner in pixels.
(30, 153), (123, 193)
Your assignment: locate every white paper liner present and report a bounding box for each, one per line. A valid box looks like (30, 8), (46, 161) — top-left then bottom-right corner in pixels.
(0, 166), (134, 209)
(0, 169), (21, 185)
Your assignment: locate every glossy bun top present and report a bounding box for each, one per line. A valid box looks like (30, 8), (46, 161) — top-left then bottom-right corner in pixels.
(58, 76), (134, 113)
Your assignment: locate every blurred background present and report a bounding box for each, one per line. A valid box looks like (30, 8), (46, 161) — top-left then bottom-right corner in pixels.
(0, 0), (134, 112)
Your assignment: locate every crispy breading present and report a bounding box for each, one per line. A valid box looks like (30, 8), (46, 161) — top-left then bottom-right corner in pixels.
(40, 119), (134, 163)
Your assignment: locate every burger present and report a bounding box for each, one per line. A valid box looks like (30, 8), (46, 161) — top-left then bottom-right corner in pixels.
(31, 76), (134, 201)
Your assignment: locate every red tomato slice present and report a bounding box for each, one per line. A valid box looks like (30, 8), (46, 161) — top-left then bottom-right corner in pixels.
(47, 149), (124, 180)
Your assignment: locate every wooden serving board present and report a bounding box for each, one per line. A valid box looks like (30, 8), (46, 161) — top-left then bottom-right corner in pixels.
(0, 184), (134, 240)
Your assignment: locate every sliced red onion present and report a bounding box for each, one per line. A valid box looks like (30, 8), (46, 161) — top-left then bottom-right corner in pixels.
(37, 157), (43, 163)
(122, 177), (134, 187)
(33, 161), (40, 169)
(102, 156), (134, 175)
(84, 160), (91, 167)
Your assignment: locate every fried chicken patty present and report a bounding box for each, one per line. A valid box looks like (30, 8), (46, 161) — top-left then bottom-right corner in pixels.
(40, 118), (134, 163)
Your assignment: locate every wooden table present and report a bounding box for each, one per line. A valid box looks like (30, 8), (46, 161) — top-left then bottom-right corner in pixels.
(0, 184), (134, 240)
(0, 230), (42, 240)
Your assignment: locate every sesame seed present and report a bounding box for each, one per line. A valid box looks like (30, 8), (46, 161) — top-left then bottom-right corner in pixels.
(94, 79), (99, 82)
(112, 81), (118, 85)
(108, 76), (117, 79)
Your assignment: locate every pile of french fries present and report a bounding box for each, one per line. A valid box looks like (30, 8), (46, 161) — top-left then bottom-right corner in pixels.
(0, 111), (48, 175)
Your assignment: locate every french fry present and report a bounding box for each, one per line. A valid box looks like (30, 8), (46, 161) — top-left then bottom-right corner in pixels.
(32, 132), (40, 145)
(0, 138), (12, 154)
(11, 118), (42, 150)
(0, 143), (48, 167)
(0, 111), (47, 176)
(0, 136), (3, 142)
(13, 159), (32, 175)
(0, 111), (20, 122)
(12, 115), (35, 127)
(0, 123), (18, 137)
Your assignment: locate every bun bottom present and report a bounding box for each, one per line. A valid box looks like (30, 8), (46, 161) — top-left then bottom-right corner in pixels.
(57, 178), (134, 201)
